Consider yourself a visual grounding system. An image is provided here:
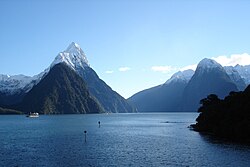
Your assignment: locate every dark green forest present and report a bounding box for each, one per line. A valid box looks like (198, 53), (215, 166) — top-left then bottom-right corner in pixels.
(192, 85), (250, 143)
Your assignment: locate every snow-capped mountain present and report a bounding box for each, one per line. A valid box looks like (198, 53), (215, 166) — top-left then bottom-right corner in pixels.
(224, 66), (246, 90)
(233, 64), (250, 85)
(0, 42), (135, 113)
(0, 74), (33, 94)
(51, 42), (89, 71)
(165, 69), (194, 85)
(181, 58), (238, 111)
(129, 58), (239, 112)
(0, 69), (47, 95)
(0, 42), (87, 96)
(0, 74), (41, 95)
(196, 58), (225, 74)
(50, 42), (135, 113)
(2, 41), (250, 113)
(0, 71), (47, 105)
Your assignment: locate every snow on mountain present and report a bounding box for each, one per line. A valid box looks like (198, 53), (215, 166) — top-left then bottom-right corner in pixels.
(2, 41), (250, 99)
(195, 58), (228, 78)
(0, 74), (35, 94)
(0, 42), (89, 95)
(165, 69), (194, 84)
(197, 58), (224, 71)
(233, 64), (250, 85)
(172, 59), (250, 90)
(0, 70), (49, 95)
(164, 59), (222, 86)
(164, 58), (250, 90)
(51, 42), (89, 71)
(224, 66), (246, 90)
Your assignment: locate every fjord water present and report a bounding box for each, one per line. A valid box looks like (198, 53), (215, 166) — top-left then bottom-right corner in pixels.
(0, 113), (249, 167)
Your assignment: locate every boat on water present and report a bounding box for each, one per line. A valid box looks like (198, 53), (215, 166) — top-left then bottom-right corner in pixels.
(26, 112), (39, 118)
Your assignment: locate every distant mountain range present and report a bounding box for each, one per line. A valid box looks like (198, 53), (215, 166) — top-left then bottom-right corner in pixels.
(0, 42), (136, 114)
(2, 43), (250, 114)
(128, 58), (250, 112)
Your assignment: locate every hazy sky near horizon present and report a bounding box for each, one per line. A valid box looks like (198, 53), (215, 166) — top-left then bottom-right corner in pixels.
(1, 0), (250, 98)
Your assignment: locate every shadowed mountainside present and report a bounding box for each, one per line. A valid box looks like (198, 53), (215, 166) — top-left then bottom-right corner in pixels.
(16, 63), (104, 114)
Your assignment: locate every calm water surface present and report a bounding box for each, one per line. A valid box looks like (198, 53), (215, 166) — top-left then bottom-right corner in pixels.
(0, 113), (249, 167)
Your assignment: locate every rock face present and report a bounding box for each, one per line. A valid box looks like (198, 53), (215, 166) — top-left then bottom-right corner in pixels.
(191, 85), (250, 143)
(17, 63), (103, 114)
(181, 58), (238, 111)
(128, 70), (194, 111)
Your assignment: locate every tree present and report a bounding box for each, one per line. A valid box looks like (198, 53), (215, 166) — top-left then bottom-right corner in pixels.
(199, 94), (220, 112)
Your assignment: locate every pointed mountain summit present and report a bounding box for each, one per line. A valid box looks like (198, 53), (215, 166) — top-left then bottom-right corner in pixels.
(0, 42), (89, 107)
(51, 42), (135, 113)
(196, 58), (224, 74)
(51, 42), (89, 70)
(0, 42), (135, 113)
(181, 58), (238, 111)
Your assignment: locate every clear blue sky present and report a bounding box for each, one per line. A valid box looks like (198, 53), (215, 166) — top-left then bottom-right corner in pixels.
(1, 0), (250, 98)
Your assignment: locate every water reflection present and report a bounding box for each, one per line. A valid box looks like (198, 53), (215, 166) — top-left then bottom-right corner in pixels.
(0, 113), (250, 167)
(198, 131), (250, 149)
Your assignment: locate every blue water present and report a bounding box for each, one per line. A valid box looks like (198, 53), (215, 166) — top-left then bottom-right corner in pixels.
(0, 113), (249, 167)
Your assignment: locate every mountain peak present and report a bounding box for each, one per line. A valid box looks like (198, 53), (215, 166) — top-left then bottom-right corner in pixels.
(51, 42), (89, 70)
(66, 42), (81, 52)
(198, 58), (220, 68)
(165, 69), (194, 84)
(196, 58), (223, 73)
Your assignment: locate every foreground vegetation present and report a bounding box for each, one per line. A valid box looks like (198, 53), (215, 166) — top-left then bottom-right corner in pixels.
(192, 85), (250, 143)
